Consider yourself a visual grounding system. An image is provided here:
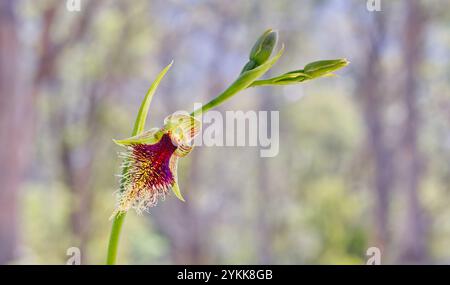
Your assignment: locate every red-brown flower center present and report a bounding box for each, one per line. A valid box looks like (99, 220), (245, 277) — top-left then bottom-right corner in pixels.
(131, 133), (177, 190)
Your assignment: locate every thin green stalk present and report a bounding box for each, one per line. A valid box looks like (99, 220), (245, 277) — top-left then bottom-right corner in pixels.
(190, 85), (240, 117)
(106, 213), (126, 264)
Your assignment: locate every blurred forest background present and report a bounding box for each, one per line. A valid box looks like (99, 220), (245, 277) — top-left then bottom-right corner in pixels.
(1, 0), (450, 264)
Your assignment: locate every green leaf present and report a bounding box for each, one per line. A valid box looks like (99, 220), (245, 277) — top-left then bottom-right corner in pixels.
(131, 61), (173, 136)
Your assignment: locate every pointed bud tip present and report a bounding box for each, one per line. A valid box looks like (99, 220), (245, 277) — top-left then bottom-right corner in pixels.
(341, 58), (350, 66)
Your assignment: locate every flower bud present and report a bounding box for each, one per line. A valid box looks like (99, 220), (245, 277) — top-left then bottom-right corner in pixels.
(241, 29), (278, 74)
(303, 59), (349, 78)
(249, 58), (349, 87)
(249, 29), (278, 66)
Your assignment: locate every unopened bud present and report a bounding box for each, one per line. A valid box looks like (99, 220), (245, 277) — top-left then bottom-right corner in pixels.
(303, 59), (349, 78)
(249, 29), (278, 65)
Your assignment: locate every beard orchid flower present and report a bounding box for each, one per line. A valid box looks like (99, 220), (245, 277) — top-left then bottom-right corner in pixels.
(112, 113), (201, 216)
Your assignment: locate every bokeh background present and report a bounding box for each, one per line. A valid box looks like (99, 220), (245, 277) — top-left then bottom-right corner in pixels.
(1, 0), (450, 264)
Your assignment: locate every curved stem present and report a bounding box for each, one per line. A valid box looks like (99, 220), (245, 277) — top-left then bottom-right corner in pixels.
(106, 213), (127, 264)
(189, 82), (261, 117)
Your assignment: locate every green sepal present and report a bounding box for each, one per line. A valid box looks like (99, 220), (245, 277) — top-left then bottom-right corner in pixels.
(132, 61), (173, 136)
(113, 128), (164, 146)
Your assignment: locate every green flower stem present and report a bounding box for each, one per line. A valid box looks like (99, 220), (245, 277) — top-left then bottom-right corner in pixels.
(106, 213), (126, 264)
(190, 87), (243, 117)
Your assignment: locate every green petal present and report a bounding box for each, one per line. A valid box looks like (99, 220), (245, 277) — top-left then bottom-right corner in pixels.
(169, 156), (185, 202)
(132, 61), (173, 136)
(164, 112), (201, 147)
(171, 182), (185, 202)
(113, 128), (163, 146)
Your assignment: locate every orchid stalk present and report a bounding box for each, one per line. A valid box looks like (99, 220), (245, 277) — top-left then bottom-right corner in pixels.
(106, 29), (348, 264)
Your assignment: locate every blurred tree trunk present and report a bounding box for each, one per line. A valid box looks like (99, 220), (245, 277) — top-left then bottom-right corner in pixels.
(397, 0), (427, 263)
(37, 0), (100, 263)
(59, 90), (99, 264)
(0, 0), (23, 264)
(355, 14), (393, 252)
